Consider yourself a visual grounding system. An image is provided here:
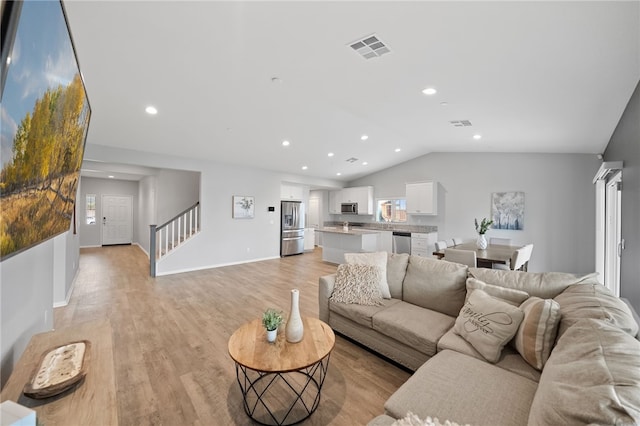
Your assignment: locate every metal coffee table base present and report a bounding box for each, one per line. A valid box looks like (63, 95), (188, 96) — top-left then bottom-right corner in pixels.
(234, 355), (331, 425)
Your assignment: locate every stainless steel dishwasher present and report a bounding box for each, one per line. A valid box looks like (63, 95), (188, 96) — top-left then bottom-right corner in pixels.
(392, 231), (412, 254)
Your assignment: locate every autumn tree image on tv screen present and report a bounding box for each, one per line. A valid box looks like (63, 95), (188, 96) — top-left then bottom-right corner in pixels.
(0, 0), (91, 259)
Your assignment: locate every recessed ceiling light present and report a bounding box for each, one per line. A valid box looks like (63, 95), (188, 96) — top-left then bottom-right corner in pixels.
(473, 134), (482, 140)
(145, 106), (157, 115)
(6, 56), (11, 65)
(336, 172), (342, 176)
(301, 166), (308, 170)
(440, 101), (449, 107)
(282, 140), (290, 146)
(108, 175), (115, 179)
(271, 77), (282, 84)
(422, 87), (437, 95)
(362, 161), (368, 166)
(394, 148), (401, 152)
(328, 152), (334, 157)
(360, 134), (368, 141)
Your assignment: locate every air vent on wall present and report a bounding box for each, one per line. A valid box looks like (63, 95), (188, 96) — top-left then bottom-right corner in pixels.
(345, 157), (358, 163)
(450, 120), (473, 127)
(349, 34), (390, 59)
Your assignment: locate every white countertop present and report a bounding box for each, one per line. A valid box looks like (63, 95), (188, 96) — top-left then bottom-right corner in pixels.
(316, 227), (381, 236)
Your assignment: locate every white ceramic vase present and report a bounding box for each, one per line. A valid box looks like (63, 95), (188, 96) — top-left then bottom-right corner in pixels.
(285, 289), (304, 343)
(266, 328), (277, 343)
(476, 234), (488, 250)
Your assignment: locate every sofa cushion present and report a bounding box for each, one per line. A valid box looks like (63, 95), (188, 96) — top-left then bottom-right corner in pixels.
(554, 283), (639, 338)
(528, 319), (640, 425)
(513, 297), (561, 370)
(384, 350), (538, 426)
(468, 268), (598, 299)
(387, 253), (409, 299)
(453, 289), (524, 363)
(465, 277), (529, 306)
(403, 256), (467, 317)
(330, 298), (401, 328)
(372, 301), (454, 357)
(345, 251), (391, 298)
(437, 328), (541, 382)
(331, 263), (384, 306)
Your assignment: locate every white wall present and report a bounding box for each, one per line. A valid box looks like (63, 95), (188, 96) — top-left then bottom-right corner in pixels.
(156, 169), (200, 225)
(348, 152), (601, 274)
(1, 240), (55, 387)
(138, 175), (157, 255)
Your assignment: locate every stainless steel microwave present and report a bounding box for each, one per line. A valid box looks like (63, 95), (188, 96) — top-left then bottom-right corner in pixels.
(341, 202), (358, 214)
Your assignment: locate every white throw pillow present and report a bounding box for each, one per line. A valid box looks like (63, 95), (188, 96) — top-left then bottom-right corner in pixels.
(454, 289), (524, 363)
(330, 264), (383, 306)
(344, 251), (391, 299)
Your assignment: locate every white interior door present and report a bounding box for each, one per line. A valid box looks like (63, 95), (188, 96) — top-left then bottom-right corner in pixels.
(604, 172), (622, 296)
(102, 195), (133, 246)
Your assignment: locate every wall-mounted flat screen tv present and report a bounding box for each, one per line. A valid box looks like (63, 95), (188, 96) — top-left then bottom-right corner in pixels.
(0, 0), (91, 260)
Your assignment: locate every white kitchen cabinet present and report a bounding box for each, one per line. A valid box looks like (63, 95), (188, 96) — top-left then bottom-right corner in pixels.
(280, 184), (304, 200)
(328, 190), (342, 214)
(411, 232), (438, 257)
(406, 182), (437, 215)
(342, 186), (374, 215)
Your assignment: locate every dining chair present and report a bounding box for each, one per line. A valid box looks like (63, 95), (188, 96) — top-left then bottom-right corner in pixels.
(446, 239), (456, 247)
(452, 237), (464, 245)
(444, 248), (477, 267)
(490, 237), (512, 246)
(435, 240), (448, 251)
(494, 244), (534, 271)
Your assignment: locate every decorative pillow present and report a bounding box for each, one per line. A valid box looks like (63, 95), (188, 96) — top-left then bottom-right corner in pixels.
(330, 264), (383, 306)
(403, 256), (468, 317)
(513, 297), (561, 370)
(454, 289), (524, 363)
(466, 277), (530, 306)
(345, 252), (391, 299)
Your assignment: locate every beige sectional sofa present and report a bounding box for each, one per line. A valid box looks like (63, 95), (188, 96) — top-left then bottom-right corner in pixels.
(318, 253), (640, 425)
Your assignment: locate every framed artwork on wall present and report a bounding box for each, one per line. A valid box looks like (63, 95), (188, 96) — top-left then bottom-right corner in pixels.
(233, 196), (255, 219)
(491, 192), (524, 230)
(0, 0), (92, 260)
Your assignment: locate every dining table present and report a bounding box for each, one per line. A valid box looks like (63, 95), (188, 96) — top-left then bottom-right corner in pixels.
(432, 242), (523, 269)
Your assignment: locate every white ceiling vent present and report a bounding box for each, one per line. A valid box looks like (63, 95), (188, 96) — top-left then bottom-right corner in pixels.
(349, 34), (390, 59)
(450, 120), (473, 127)
(345, 157), (359, 163)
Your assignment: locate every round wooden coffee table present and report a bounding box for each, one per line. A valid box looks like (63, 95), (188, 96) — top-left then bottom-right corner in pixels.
(228, 317), (335, 426)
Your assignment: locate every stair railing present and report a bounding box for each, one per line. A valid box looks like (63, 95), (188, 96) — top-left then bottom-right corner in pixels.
(150, 201), (200, 277)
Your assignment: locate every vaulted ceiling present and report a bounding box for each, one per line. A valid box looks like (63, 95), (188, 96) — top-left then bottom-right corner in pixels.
(64, 1), (640, 182)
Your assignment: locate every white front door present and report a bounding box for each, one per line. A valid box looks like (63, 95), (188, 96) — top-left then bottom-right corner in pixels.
(102, 195), (133, 245)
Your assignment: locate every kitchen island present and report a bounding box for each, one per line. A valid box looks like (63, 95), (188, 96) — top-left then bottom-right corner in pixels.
(316, 228), (380, 264)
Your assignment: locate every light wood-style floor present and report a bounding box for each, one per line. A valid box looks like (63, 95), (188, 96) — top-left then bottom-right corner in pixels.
(54, 245), (410, 425)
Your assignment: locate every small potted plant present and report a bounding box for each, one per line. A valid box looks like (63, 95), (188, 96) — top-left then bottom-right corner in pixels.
(262, 308), (283, 343)
(474, 218), (493, 249)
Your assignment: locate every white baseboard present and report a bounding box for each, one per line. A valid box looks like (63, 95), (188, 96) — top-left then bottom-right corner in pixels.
(155, 256), (281, 277)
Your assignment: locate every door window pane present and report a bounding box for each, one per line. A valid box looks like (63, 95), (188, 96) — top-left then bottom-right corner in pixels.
(86, 194), (96, 225)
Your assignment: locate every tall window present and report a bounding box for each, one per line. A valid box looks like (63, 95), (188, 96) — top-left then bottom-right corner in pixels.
(376, 198), (407, 223)
(86, 194), (96, 225)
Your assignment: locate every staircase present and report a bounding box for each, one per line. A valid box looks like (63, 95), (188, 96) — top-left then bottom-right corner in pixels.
(150, 202), (200, 277)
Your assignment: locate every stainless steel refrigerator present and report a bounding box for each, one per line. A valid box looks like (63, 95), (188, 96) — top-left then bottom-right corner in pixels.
(281, 201), (304, 256)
